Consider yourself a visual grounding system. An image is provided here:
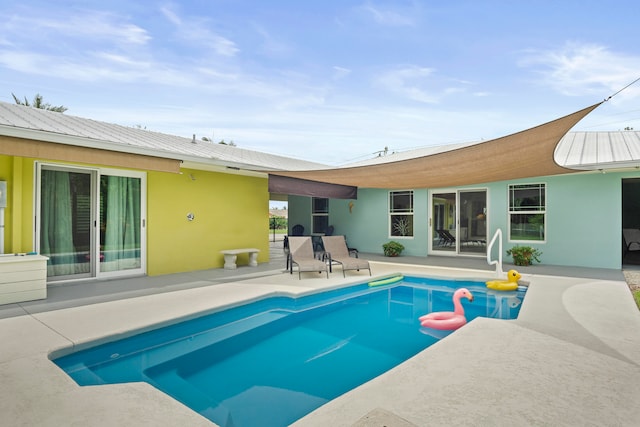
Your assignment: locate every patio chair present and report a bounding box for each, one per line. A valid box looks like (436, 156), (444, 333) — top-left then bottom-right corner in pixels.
(436, 229), (454, 246)
(623, 228), (640, 255)
(287, 236), (329, 279)
(283, 235), (291, 270)
(291, 224), (304, 236)
(321, 235), (371, 277)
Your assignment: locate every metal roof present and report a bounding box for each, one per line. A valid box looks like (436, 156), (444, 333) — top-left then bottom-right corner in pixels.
(0, 101), (326, 172)
(342, 140), (483, 167)
(554, 130), (640, 170)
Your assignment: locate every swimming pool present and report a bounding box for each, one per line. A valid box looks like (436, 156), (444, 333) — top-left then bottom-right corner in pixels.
(53, 276), (526, 427)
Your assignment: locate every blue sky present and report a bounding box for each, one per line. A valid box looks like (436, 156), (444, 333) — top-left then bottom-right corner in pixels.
(2, 0), (640, 166)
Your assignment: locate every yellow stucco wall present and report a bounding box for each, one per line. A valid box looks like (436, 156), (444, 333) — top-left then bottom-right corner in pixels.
(147, 168), (270, 275)
(0, 155), (34, 253)
(0, 155), (10, 251)
(0, 154), (270, 275)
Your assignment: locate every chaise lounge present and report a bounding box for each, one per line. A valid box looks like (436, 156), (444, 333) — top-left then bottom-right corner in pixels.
(321, 235), (371, 277)
(287, 236), (329, 279)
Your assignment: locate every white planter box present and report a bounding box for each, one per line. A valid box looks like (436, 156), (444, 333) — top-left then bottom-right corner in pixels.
(0, 255), (48, 305)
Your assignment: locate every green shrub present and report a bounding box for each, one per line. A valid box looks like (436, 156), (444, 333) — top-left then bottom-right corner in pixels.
(382, 241), (405, 257)
(506, 245), (542, 266)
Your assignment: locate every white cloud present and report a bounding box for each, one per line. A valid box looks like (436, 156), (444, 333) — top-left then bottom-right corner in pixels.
(159, 3), (239, 57)
(358, 1), (416, 26)
(520, 42), (640, 100)
(374, 66), (440, 103)
(2, 10), (150, 45)
(0, 50), (193, 86)
(160, 4), (182, 26)
(332, 66), (352, 80)
(252, 24), (293, 57)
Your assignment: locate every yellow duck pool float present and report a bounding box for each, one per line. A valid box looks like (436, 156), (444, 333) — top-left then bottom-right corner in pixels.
(486, 269), (521, 291)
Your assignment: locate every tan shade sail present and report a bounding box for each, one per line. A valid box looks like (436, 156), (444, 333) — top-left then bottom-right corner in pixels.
(269, 102), (602, 189)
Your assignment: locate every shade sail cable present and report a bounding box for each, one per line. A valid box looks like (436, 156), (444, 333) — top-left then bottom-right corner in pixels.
(605, 76), (640, 101)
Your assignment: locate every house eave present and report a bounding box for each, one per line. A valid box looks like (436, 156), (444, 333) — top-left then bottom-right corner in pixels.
(0, 124), (182, 161)
(0, 124), (272, 177)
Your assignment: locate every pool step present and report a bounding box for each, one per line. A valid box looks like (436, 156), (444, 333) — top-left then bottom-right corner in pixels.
(57, 310), (291, 385)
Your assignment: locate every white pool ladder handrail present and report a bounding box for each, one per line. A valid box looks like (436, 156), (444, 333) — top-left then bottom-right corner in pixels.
(487, 228), (503, 276)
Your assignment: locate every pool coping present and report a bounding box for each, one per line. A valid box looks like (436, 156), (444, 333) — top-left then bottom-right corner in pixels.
(1, 262), (640, 426)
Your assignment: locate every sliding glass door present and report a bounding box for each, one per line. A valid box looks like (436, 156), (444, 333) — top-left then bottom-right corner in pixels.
(39, 168), (94, 279)
(459, 190), (487, 254)
(38, 165), (145, 281)
(431, 189), (487, 255)
(431, 192), (456, 253)
(99, 174), (142, 274)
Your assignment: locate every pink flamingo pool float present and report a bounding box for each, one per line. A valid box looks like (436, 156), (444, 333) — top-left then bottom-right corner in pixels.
(419, 288), (474, 330)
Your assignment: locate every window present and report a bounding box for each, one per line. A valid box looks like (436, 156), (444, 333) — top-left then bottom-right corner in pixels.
(311, 197), (329, 234)
(389, 190), (414, 237)
(509, 183), (545, 241)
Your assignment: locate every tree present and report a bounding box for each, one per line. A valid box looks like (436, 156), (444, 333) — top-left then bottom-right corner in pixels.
(11, 93), (68, 113)
(201, 136), (236, 146)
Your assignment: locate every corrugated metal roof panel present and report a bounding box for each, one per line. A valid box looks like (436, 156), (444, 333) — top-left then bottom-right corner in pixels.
(610, 132), (631, 162)
(581, 132), (599, 164)
(0, 102), (327, 171)
(556, 130), (640, 168)
(553, 132), (577, 166)
(622, 132), (640, 160)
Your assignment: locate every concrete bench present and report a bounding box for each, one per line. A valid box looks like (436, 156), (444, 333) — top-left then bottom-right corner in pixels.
(220, 248), (260, 270)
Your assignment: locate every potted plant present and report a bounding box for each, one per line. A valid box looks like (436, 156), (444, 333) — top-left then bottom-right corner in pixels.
(506, 245), (542, 266)
(382, 241), (405, 257)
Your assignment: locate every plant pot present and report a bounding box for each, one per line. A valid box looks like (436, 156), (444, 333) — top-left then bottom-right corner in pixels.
(382, 241), (405, 258)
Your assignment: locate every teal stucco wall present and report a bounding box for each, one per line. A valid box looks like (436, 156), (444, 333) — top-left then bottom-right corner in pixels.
(288, 170), (640, 269)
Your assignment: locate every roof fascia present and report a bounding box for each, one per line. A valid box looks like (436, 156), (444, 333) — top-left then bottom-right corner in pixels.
(0, 125), (182, 161)
(0, 125), (271, 175)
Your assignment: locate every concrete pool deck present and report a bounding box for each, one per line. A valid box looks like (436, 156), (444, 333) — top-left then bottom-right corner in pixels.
(1, 250), (640, 426)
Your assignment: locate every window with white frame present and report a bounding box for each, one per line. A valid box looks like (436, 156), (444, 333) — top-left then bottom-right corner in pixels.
(508, 183), (545, 241)
(311, 197), (329, 234)
(389, 190), (414, 237)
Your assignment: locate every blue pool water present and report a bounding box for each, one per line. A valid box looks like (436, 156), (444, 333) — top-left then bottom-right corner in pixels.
(54, 277), (526, 427)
